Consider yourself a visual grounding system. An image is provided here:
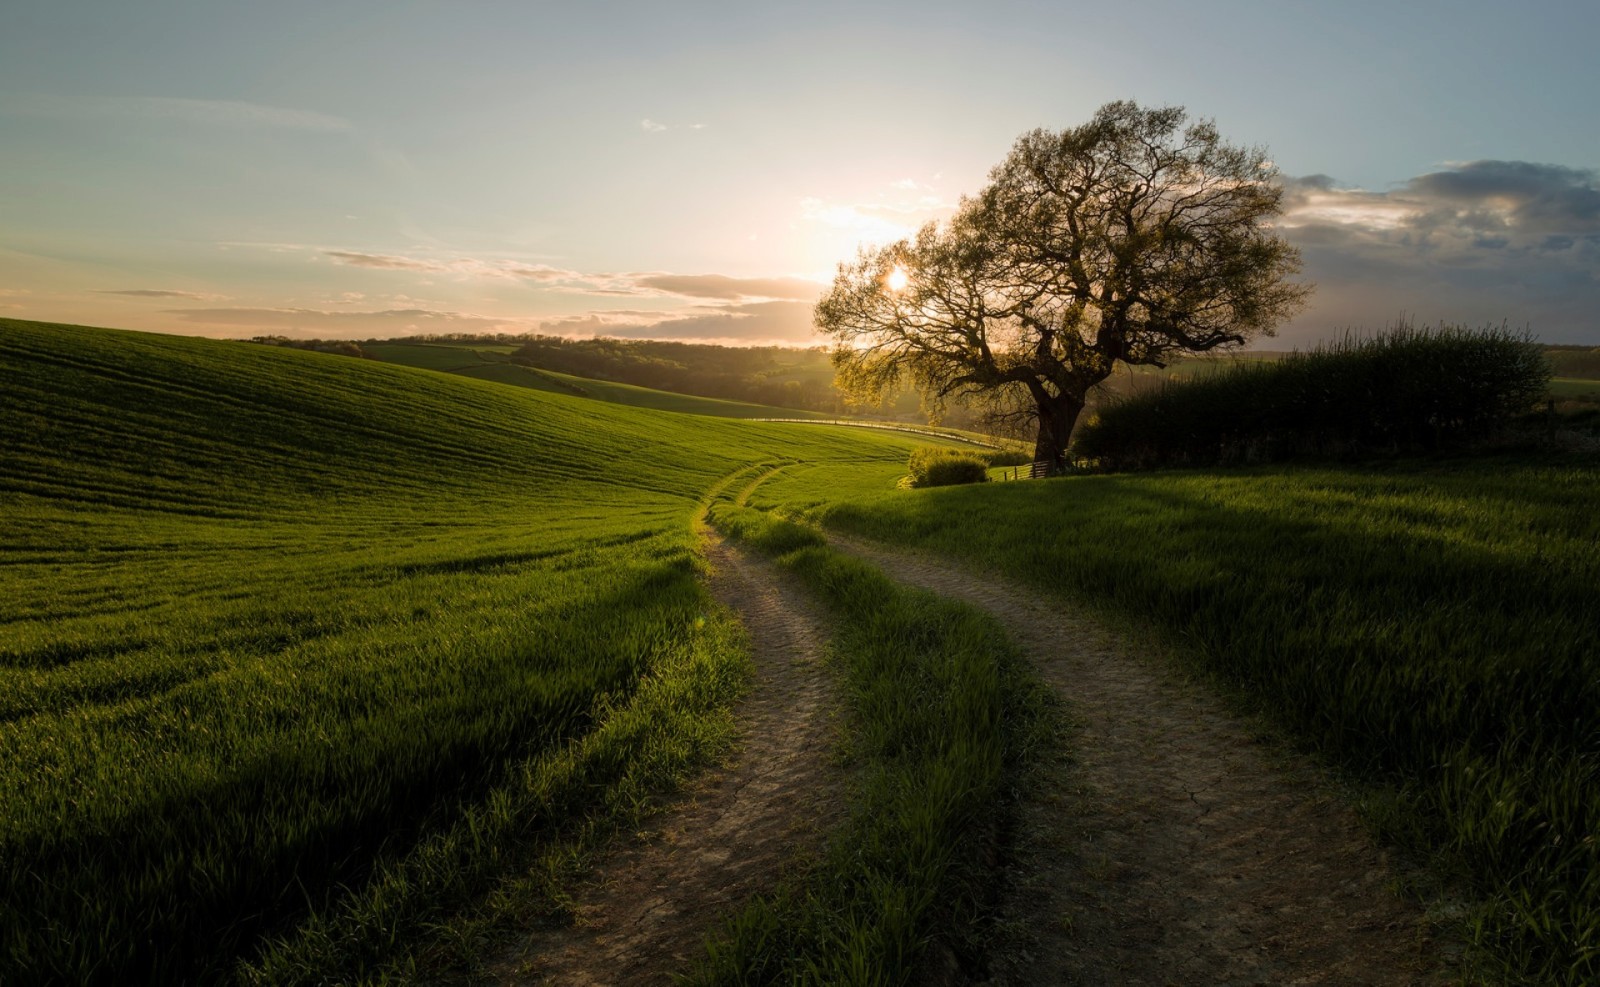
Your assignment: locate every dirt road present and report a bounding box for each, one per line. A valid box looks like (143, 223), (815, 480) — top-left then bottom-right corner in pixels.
(488, 532), (840, 985)
(831, 534), (1451, 987)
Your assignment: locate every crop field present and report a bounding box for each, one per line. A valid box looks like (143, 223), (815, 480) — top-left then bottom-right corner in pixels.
(1550, 377), (1600, 400)
(764, 459), (1600, 982)
(361, 340), (833, 419)
(0, 318), (940, 984)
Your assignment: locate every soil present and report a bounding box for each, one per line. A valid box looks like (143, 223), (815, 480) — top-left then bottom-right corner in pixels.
(829, 534), (1457, 987)
(485, 531), (841, 985)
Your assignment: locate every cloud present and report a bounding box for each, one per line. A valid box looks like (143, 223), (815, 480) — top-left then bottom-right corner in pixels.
(324, 250), (442, 271)
(1276, 160), (1600, 342)
(95, 288), (223, 300)
(639, 119), (706, 133)
(586, 301), (820, 346)
(799, 179), (959, 248)
(629, 274), (822, 302)
(162, 306), (529, 336)
(320, 248), (819, 303)
(324, 250), (583, 283)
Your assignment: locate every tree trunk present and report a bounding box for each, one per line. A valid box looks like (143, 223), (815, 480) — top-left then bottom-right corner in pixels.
(1032, 392), (1086, 472)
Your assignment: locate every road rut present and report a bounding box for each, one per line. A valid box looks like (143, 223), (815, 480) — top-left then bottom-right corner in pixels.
(488, 532), (840, 985)
(830, 534), (1449, 987)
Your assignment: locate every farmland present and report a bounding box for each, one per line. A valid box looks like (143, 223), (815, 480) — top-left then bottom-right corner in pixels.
(9, 313), (1600, 984)
(360, 340), (835, 419)
(761, 457), (1600, 982)
(0, 318), (948, 984)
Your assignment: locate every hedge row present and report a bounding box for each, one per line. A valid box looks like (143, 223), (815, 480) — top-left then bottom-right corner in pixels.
(1073, 323), (1549, 470)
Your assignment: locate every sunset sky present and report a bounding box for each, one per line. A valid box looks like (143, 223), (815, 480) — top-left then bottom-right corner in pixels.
(3, 0), (1597, 346)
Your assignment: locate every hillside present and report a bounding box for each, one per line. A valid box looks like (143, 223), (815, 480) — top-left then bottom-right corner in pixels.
(361, 342), (833, 419)
(0, 317), (938, 984)
(755, 455), (1600, 982)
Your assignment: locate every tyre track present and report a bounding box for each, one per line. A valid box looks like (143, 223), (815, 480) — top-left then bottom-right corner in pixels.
(828, 534), (1451, 987)
(488, 531), (840, 985)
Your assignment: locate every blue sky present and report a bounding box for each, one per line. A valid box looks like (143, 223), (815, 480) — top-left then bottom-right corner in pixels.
(3, 0), (1597, 345)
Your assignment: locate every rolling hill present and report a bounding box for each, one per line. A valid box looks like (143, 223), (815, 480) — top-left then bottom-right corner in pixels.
(0, 317), (941, 984)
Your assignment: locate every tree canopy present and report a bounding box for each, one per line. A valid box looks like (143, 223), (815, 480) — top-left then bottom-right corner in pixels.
(816, 100), (1312, 466)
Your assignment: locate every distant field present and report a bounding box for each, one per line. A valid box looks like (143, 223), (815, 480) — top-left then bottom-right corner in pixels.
(1550, 376), (1600, 399)
(362, 340), (832, 419)
(766, 458), (1600, 983)
(0, 318), (930, 984)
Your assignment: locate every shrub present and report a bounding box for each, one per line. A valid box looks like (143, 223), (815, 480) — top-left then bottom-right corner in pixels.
(1073, 321), (1549, 470)
(907, 447), (990, 487)
(981, 448), (1034, 468)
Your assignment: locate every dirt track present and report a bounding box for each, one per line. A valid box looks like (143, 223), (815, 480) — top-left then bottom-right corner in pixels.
(829, 534), (1452, 987)
(487, 532), (839, 985)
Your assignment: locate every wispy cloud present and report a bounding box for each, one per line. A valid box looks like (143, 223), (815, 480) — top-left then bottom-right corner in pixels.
(95, 288), (225, 300)
(324, 250), (582, 282)
(639, 118), (706, 133)
(321, 248), (820, 302)
(163, 306), (528, 335)
(324, 250), (444, 271)
(627, 273), (821, 302)
(799, 178), (958, 247)
(595, 300), (818, 345)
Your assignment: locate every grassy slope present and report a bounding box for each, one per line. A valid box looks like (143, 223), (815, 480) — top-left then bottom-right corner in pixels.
(0, 318), (937, 984)
(753, 459), (1600, 983)
(362, 340), (833, 419)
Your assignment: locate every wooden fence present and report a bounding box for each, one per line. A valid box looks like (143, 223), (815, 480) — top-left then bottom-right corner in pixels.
(999, 461), (1060, 481)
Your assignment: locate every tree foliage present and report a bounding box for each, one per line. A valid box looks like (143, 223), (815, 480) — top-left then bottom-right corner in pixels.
(816, 101), (1312, 466)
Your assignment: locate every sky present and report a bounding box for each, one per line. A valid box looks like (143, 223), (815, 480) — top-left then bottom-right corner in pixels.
(2, 0), (1598, 348)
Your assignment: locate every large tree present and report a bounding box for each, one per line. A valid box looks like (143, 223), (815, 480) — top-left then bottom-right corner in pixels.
(816, 101), (1312, 467)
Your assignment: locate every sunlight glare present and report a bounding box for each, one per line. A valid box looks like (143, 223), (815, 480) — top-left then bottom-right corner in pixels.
(886, 266), (910, 292)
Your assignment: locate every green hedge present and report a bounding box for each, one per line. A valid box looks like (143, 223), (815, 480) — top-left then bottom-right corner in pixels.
(1074, 323), (1549, 470)
(907, 448), (990, 487)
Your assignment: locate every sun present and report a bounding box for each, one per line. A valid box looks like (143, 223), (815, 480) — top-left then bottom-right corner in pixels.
(886, 266), (910, 292)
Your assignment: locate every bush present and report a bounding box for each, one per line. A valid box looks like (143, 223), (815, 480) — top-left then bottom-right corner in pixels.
(907, 447), (990, 487)
(1073, 321), (1549, 470)
(981, 448), (1034, 468)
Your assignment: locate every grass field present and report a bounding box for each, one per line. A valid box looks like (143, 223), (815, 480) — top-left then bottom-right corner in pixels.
(1550, 377), (1600, 400)
(361, 340), (834, 419)
(757, 458), (1600, 983)
(0, 318), (940, 984)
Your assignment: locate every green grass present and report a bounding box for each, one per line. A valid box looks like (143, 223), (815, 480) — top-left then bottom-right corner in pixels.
(363, 339), (833, 419)
(691, 501), (1051, 984)
(1550, 377), (1600, 400)
(767, 458), (1600, 984)
(0, 317), (944, 984)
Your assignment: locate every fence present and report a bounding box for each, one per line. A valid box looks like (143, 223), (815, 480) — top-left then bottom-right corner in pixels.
(999, 461), (1061, 481)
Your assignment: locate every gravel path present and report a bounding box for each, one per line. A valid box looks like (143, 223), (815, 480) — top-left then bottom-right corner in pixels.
(830, 534), (1452, 987)
(487, 531), (840, 985)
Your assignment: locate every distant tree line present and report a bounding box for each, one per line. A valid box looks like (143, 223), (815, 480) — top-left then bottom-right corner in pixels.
(247, 336), (373, 359)
(1544, 345), (1600, 379)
